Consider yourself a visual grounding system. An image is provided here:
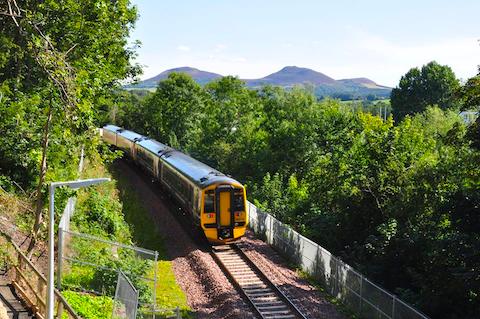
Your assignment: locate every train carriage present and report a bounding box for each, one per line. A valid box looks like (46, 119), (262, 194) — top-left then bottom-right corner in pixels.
(101, 125), (248, 243)
(101, 124), (121, 145)
(116, 129), (145, 158)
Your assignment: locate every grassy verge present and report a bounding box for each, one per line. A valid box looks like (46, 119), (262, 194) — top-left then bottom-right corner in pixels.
(62, 291), (113, 319)
(110, 163), (191, 316)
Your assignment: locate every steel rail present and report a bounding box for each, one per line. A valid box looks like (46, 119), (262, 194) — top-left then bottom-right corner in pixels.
(212, 243), (308, 319)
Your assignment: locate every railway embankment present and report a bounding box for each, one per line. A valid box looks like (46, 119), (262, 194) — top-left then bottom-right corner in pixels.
(113, 159), (349, 319)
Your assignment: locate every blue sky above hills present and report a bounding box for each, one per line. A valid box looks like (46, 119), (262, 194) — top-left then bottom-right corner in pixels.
(130, 0), (480, 87)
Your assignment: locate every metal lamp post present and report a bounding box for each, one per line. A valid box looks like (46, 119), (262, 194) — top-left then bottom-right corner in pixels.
(46, 178), (110, 319)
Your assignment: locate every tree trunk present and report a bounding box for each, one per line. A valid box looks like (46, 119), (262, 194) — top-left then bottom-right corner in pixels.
(27, 102), (53, 257)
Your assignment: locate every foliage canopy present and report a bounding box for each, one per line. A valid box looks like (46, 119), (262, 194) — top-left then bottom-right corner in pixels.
(390, 61), (460, 121)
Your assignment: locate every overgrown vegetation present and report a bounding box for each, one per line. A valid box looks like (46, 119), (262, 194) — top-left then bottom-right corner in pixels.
(60, 157), (190, 315)
(62, 291), (113, 319)
(113, 66), (479, 318)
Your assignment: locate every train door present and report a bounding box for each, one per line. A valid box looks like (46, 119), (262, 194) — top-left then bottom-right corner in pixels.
(215, 185), (234, 239)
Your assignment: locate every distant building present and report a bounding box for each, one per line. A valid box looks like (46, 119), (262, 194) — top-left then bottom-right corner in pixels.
(459, 111), (479, 124)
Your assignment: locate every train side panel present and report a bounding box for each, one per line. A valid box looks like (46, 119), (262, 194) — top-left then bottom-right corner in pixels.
(135, 144), (156, 176)
(102, 129), (117, 145)
(160, 162), (200, 223)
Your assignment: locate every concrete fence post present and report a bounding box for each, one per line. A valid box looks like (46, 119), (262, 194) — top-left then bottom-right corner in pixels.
(57, 227), (64, 290)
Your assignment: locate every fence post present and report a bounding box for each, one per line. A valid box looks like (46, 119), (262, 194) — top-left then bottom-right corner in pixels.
(56, 299), (64, 319)
(176, 306), (180, 319)
(57, 227), (64, 290)
(269, 215), (273, 245)
(392, 295), (396, 319)
(360, 274), (363, 315)
(15, 252), (21, 282)
(153, 250), (158, 319)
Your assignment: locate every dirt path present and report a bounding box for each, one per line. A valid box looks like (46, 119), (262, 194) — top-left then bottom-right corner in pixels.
(114, 160), (348, 319)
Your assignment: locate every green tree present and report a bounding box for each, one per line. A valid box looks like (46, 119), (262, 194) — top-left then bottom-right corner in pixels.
(195, 76), (266, 180)
(460, 75), (480, 109)
(391, 61), (460, 121)
(138, 73), (205, 151)
(0, 0), (139, 252)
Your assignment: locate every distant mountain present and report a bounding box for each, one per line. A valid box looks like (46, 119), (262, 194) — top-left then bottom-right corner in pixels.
(245, 66), (337, 87)
(127, 66), (392, 99)
(338, 77), (390, 89)
(131, 67), (222, 88)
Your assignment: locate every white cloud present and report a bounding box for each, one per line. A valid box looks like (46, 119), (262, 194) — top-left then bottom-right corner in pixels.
(177, 45), (191, 52)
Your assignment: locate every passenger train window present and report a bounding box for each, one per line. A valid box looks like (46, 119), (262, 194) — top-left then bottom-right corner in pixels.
(233, 192), (244, 211)
(204, 191), (214, 213)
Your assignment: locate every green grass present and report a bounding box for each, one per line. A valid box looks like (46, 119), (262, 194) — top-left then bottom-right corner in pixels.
(62, 291), (113, 319)
(110, 162), (192, 316)
(152, 261), (191, 317)
(62, 265), (96, 290)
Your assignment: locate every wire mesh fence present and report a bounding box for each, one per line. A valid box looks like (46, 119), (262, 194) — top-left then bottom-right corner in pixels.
(247, 201), (430, 319)
(58, 228), (158, 314)
(113, 270), (139, 319)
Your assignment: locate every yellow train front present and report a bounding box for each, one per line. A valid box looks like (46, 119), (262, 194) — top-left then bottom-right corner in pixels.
(199, 177), (248, 243)
(101, 125), (248, 244)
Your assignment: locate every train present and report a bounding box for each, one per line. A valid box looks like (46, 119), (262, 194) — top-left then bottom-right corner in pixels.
(100, 125), (248, 244)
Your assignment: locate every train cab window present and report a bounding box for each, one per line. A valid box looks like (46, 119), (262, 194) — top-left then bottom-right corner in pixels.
(233, 191), (245, 211)
(204, 191), (214, 213)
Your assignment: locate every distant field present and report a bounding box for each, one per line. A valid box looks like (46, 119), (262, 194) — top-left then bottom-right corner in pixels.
(124, 87), (156, 92)
(340, 99), (390, 105)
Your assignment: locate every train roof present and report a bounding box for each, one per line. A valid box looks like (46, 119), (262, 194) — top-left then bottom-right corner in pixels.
(103, 124), (122, 133)
(102, 125), (242, 188)
(136, 138), (170, 154)
(117, 129), (145, 142)
(162, 149), (241, 188)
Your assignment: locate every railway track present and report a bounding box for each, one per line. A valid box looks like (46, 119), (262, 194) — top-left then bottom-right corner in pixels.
(212, 244), (308, 319)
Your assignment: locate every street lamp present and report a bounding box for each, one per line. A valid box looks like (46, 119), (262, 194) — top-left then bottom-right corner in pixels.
(46, 178), (110, 319)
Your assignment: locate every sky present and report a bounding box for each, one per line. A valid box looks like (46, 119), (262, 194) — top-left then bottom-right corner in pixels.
(129, 0), (480, 87)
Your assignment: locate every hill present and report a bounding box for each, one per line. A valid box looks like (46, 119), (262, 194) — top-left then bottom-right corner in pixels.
(130, 67), (223, 88)
(245, 66), (337, 87)
(127, 66), (392, 99)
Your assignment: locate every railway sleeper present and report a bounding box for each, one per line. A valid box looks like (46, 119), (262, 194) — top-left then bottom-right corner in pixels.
(231, 270), (256, 275)
(251, 300), (285, 307)
(238, 280), (264, 286)
(248, 293), (279, 299)
(263, 315), (296, 319)
(220, 259), (251, 269)
(243, 288), (272, 294)
(234, 273), (259, 279)
(219, 256), (243, 260)
(257, 305), (290, 311)
(260, 309), (293, 316)
(242, 285), (269, 290)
